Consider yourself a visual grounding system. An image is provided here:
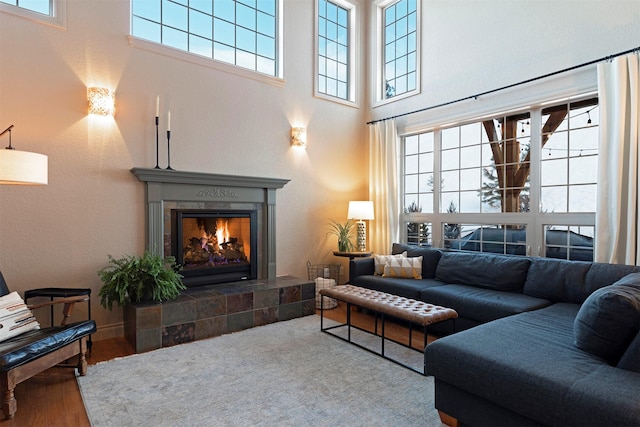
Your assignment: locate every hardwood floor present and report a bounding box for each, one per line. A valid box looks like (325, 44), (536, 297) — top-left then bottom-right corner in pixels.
(0, 337), (135, 427)
(0, 303), (430, 426)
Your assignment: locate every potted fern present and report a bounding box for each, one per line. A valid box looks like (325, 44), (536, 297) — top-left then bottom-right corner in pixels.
(327, 219), (356, 252)
(98, 251), (185, 309)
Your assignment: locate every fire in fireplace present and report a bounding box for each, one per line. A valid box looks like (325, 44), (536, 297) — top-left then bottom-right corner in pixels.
(171, 210), (258, 287)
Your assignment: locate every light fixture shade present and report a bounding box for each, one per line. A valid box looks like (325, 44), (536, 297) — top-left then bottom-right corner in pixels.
(0, 149), (48, 185)
(291, 127), (306, 146)
(87, 87), (115, 116)
(347, 201), (374, 220)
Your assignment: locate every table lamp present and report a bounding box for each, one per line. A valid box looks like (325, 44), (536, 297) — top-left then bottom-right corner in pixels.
(347, 201), (374, 252)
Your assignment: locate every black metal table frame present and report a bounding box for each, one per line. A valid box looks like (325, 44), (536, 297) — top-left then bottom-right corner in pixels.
(24, 287), (93, 352)
(320, 298), (446, 376)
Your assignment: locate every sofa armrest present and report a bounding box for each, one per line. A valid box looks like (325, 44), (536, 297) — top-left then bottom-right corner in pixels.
(349, 258), (375, 283)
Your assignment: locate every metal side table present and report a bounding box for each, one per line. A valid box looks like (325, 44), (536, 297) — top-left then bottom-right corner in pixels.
(24, 287), (93, 352)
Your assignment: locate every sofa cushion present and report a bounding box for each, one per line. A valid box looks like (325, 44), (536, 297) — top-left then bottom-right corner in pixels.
(523, 258), (592, 303)
(391, 243), (442, 279)
(574, 273), (640, 365)
(434, 252), (530, 291)
(425, 303), (640, 426)
(350, 275), (445, 300)
(420, 284), (552, 323)
(617, 330), (640, 372)
(584, 262), (640, 298)
(383, 256), (422, 279)
(373, 252), (406, 275)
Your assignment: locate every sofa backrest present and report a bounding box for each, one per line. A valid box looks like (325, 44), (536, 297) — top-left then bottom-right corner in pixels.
(391, 243), (442, 279)
(523, 258), (640, 304)
(434, 251), (531, 291)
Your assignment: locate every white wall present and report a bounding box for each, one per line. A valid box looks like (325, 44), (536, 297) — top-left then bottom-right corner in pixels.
(369, 0), (640, 133)
(0, 0), (369, 339)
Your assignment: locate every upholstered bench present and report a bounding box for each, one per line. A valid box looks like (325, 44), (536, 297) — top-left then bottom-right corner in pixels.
(0, 272), (96, 419)
(0, 319), (96, 419)
(320, 285), (457, 374)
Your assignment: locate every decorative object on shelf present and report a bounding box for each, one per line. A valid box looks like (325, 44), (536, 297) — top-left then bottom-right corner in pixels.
(166, 110), (173, 170)
(87, 87), (115, 116)
(291, 126), (306, 147)
(327, 219), (356, 253)
(97, 251), (185, 310)
(0, 124), (48, 185)
(154, 95), (160, 169)
(347, 201), (375, 252)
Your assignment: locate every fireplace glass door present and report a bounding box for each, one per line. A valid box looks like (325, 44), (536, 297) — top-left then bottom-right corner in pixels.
(172, 210), (257, 286)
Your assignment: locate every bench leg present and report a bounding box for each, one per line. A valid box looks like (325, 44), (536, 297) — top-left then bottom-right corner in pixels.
(0, 371), (17, 419)
(77, 337), (88, 376)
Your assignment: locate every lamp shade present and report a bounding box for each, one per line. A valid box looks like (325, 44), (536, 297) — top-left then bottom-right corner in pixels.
(0, 149), (48, 185)
(347, 201), (374, 220)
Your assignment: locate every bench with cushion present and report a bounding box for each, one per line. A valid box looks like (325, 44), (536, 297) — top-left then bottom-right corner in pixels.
(0, 272), (96, 419)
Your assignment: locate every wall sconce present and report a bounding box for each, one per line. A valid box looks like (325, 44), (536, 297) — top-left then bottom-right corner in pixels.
(347, 201), (375, 252)
(0, 125), (48, 185)
(291, 126), (306, 147)
(87, 87), (115, 116)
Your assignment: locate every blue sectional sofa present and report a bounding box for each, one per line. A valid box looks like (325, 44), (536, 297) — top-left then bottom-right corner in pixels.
(349, 243), (640, 426)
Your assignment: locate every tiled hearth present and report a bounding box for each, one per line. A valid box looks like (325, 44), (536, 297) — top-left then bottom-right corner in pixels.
(124, 275), (315, 353)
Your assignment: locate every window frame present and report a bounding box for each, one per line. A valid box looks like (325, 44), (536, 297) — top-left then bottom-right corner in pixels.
(0, 0), (65, 28)
(373, 0), (420, 106)
(128, 0), (284, 85)
(314, 0), (358, 107)
(400, 93), (598, 261)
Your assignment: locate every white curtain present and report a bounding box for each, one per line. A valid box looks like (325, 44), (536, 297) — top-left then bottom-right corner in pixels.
(595, 53), (640, 265)
(368, 119), (400, 254)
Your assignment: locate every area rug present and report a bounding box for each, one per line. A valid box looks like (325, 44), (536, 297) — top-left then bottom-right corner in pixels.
(77, 315), (444, 426)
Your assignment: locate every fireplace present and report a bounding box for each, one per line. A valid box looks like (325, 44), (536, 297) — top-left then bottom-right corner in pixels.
(172, 209), (258, 286)
(131, 168), (289, 286)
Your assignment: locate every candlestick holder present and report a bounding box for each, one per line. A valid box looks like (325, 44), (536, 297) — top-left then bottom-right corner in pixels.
(154, 116), (160, 169)
(166, 130), (173, 170)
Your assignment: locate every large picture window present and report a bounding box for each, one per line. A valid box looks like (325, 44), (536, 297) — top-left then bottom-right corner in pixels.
(401, 96), (598, 261)
(131, 0), (280, 78)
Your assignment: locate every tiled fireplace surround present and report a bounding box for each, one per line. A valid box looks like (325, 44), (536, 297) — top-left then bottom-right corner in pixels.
(126, 168), (315, 353)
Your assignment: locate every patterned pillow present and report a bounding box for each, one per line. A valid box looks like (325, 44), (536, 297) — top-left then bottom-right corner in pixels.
(373, 252), (407, 275)
(0, 291), (40, 342)
(383, 256), (423, 279)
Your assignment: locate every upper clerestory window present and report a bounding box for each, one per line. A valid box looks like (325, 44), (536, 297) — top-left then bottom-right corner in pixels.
(131, 0), (282, 79)
(315, 0), (356, 106)
(0, 0), (65, 28)
(375, 0), (420, 103)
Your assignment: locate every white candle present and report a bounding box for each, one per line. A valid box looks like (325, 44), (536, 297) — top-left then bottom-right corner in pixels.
(167, 110), (171, 131)
(155, 95), (159, 117)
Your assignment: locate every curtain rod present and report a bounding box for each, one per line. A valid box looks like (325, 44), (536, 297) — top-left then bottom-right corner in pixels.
(367, 45), (640, 126)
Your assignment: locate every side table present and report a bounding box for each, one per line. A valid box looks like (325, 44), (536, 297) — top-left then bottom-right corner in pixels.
(333, 251), (372, 284)
(24, 287), (93, 351)
(332, 251), (372, 260)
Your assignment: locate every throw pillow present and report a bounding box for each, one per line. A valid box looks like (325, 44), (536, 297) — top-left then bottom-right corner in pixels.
(383, 256), (423, 279)
(0, 291), (40, 342)
(373, 252), (407, 275)
(574, 276), (640, 365)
